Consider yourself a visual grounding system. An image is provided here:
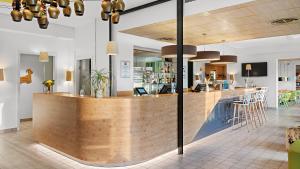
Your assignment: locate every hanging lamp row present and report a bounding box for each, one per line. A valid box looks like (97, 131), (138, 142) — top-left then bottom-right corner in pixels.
(10, 0), (125, 29)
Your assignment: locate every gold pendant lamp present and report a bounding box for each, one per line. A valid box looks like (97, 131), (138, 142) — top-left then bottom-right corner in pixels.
(74, 0), (84, 16)
(10, 0), (84, 29)
(11, 0), (22, 22)
(57, 0), (69, 8)
(63, 5), (71, 17)
(37, 4), (49, 29)
(48, 0), (60, 19)
(101, 0), (125, 24)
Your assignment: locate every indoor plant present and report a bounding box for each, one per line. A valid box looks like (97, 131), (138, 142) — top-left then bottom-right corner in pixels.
(91, 69), (109, 98)
(43, 80), (55, 93)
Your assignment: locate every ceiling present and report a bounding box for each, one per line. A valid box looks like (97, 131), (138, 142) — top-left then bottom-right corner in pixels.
(120, 0), (300, 45)
(0, 0), (157, 27)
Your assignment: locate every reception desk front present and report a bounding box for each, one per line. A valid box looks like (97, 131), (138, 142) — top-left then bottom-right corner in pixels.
(33, 88), (254, 166)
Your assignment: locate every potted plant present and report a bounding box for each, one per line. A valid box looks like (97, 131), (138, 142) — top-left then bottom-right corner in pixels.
(43, 80), (55, 93)
(91, 69), (109, 98)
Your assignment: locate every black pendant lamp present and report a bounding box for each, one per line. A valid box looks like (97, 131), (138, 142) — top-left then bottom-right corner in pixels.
(161, 45), (197, 58)
(210, 55), (237, 64)
(190, 51), (220, 62)
(210, 40), (237, 64)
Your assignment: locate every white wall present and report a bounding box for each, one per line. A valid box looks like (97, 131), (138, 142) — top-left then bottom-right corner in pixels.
(278, 60), (300, 91)
(225, 36), (300, 108)
(19, 55), (53, 119)
(0, 15), (75, 130)
(74, 19), (109, 95)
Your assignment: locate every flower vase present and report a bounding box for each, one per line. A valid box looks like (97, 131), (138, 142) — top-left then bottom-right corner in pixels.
(95, 90), (102, 98)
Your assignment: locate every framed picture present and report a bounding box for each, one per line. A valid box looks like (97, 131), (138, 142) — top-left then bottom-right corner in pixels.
(120, 60), (131, 78)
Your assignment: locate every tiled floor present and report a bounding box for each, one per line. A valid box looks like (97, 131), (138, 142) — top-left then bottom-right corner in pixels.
(0, 105), (298, 169)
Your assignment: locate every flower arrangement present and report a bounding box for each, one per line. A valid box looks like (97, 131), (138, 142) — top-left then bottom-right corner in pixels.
(43, 80), (55, 93)
(91, 69), (109, 98)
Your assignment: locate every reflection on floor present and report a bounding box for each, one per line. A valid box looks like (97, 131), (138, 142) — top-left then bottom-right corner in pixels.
(0, 105), (298, 169)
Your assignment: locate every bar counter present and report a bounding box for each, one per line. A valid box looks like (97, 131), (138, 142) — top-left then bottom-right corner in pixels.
(33, 88), (254, 166)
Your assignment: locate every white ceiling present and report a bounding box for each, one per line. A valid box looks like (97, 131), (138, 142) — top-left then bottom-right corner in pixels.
(0, 0), (157, 27)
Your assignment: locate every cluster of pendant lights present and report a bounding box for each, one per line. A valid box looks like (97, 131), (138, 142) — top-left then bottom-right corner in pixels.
(101, 0), (125, 24)
(161, 44), (237, 64)
(10, 0), (125, 29)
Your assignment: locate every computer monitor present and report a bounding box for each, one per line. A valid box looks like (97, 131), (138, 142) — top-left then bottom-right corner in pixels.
(193, 84), (206, 92)
(159, 84), (172, 94)
(135, 87), (148, 96)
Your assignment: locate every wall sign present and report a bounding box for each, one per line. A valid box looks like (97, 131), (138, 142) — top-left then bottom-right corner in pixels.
(120, 60), (131, 78)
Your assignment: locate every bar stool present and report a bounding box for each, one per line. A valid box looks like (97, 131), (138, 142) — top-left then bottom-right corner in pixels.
(256, 90), (268, 122)
(232, 93), (254, 131)
(249, 92), (263, 127)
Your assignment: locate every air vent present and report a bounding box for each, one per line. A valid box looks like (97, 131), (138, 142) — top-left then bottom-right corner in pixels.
(157, 37), (175, 41)
(185, 0), (196, 3)
(271, 18), (299, 25)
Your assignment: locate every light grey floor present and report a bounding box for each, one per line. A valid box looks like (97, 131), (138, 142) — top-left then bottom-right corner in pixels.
(0, 105), (296, 169)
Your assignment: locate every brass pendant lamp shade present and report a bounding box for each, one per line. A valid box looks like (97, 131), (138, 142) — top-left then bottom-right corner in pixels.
(190, 51), (220, 62)
(57, 0), (69, 8)
(48, 1), (60, 19)
(101, 11), (109, 21)
(210, 55), (237, 64)
(0, 69), (4, 81)
(39, 52), (49, 62)
(63, 6), (71, 17)
(10, 0), (84, 29)
(101, 0), (125, 24)
(38, 5), (49, 29)
(23, 7), (34, 21)
(74, 0), (84, 16)
(102, 0), (112, 14)
(161, 45), (197, 58)
(43, 0), (53, 4)
(29, 0), (41, 13)
(11, 0), (22, 22)
(111, 11), (120, 24)
(26, 0), (37, 6)
(106, 41), (118, 56)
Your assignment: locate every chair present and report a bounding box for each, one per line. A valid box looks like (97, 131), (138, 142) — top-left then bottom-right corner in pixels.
(232, 93), (254, 131)
(286, 127), (300, 169)
(256, 90), (268, 122)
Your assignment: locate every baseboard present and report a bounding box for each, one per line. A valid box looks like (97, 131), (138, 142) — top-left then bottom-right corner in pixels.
(20, 118), (32, 122)
(0, 128), (18, 134)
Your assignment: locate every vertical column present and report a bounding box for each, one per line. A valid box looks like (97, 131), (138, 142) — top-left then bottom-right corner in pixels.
(109, 17), (113, 96)
(177, 0), (184, 155)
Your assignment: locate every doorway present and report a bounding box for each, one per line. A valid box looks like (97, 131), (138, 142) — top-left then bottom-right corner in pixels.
(19, 54), (53, 120)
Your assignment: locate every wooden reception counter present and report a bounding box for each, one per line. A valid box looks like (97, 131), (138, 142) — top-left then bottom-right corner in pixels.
(33, 88), (254, 166)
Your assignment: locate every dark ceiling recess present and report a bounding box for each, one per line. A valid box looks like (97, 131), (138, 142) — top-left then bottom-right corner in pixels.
(271, 18), (299, 25)
(121, 0), (172, 15)
(185, 0), (197, 3)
